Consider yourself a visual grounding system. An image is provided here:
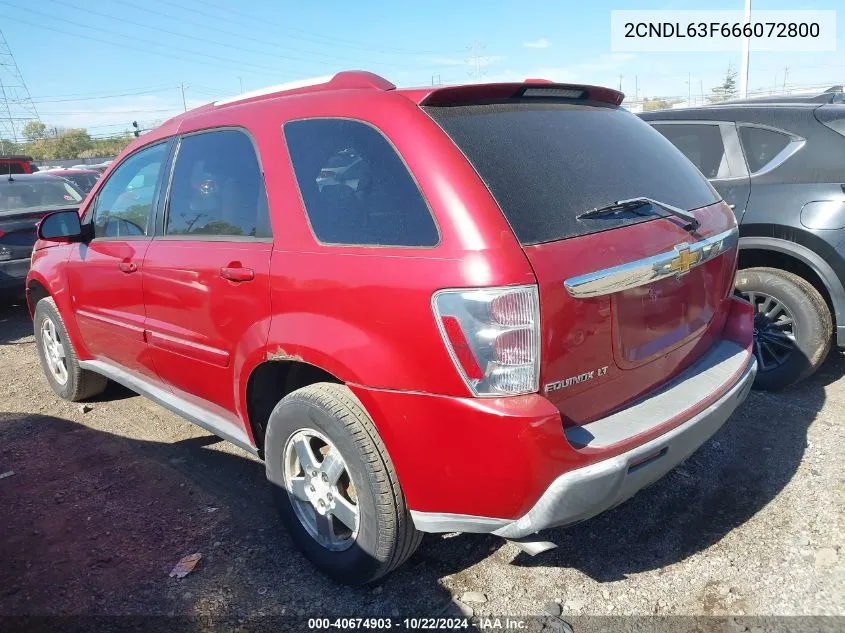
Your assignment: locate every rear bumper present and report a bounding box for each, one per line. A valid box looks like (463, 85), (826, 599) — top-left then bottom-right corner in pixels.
(419, 353), (756, 537)
(402, 342), (756, 536)
(0, 257), (30, 292)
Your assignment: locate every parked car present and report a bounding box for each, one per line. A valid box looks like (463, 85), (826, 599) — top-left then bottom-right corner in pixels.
(640, 86), (845, 389)
(26, 72), (756, 584)
(56, 168), (101, 194)
(85, 161), (112, 173)
(0, 155), (39, 175)
(0, 174), (83, 299)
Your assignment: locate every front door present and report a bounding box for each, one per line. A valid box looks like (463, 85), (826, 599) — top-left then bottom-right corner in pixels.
(65, 141), (170, 380)
(141, 128), (272, 423)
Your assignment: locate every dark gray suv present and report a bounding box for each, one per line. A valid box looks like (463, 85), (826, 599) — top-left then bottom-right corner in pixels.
(641, 87), (845, 389)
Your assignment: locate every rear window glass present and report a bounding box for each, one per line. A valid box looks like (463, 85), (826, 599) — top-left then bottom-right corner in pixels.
(738, 126), (792, 173)
(284, 119), (439, 247)
(63, 173), (100, 194)
(0, 178), (83, 214)
(425, 103), (719, 245)
(652, 124), (731, 179)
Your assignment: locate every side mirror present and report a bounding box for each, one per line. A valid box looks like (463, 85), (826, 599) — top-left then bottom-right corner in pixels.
(38, 209), (85, 242)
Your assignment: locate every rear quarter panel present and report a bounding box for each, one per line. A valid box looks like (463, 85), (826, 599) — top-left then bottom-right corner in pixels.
(218, 90), (538, 395)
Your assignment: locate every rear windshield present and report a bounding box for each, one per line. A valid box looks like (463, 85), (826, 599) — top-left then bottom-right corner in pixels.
(0, 179), (83, 214)
(425, 103), (720, 245)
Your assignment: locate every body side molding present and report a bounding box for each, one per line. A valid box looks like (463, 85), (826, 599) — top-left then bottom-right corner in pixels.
(79, 359), (259, 456)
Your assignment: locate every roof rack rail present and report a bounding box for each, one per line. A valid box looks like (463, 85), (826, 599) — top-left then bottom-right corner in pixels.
(213, 71), (395, 107)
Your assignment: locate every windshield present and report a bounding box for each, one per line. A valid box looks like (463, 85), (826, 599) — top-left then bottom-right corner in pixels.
(425, 103), (720, 245)
(0, 178), (83, 214)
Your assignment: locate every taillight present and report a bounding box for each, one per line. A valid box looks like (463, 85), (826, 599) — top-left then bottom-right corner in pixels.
(432, 285), (540, 396)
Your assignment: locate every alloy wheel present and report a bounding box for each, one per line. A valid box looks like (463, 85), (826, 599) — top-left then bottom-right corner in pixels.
(739, 290), (797, 373)
(40, 317), (68, 385)
(282, 429), (360, 551)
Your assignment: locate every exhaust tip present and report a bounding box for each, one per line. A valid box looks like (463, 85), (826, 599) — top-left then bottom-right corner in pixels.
(507, 538), (558, 556)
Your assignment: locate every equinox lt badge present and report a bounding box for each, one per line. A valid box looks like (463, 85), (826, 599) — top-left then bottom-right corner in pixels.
(544, 366), (608, 393)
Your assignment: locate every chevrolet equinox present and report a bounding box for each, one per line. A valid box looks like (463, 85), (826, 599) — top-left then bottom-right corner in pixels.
(27, 72), (757, 584)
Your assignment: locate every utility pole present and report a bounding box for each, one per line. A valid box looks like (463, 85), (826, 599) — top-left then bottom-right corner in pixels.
(739, 0), (752, 98)
(634, 75), (638, 102)
(181, 83), (187, 112)
(618, 74), (623, 92)
(467, 41), (487, 80)
(0, 77), (16, 144)
(238, 76), (243, 93)
(700, 79), (704, 104)
(688, 72), (692, 105)
(782, 66), (789, 91)
(0, 29), (39, 143)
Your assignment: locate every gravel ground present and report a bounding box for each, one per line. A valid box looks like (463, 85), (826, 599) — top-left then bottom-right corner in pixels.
(1, 299), (843, 623)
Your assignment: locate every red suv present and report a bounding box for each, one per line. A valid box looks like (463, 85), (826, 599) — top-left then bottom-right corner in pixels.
(27, 72), (757, 584)
(0, 155), (39, 174)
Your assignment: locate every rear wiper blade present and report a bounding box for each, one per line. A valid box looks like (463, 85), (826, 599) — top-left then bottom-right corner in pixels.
(577, 197), (700, 232)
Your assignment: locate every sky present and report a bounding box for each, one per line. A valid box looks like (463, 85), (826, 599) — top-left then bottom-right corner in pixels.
(1, 0), (843, 137)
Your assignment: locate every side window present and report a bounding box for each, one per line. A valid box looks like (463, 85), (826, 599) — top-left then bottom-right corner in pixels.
(90, 142), (167, 238)
(738, 126), (792, 174)
(165, 129), (270, 238)
(653, 124), (730, 179)
(284, 119), (439, 247)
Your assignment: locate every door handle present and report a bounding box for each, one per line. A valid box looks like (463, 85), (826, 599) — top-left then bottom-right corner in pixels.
(729, 204), (736, 210)
(219, 266), (255, 282)
(119, 261), (138, 274)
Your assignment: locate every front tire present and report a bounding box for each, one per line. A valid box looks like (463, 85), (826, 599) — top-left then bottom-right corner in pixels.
(735, 267), (832, 390)
(264, 383), (421, 584)
(33, 297), (108, 401)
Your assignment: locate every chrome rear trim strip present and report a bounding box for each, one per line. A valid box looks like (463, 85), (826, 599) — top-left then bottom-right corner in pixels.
(564, 227), (738, 299)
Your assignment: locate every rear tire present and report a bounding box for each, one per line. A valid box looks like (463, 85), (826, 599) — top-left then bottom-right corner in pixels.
(735, 267), (832, 390)
(33, 297), (108, 401)
(264, 382), (421, 585)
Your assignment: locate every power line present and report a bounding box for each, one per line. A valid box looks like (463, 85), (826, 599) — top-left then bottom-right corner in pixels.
(12, 2), (305, 76)
(105, 0), (437, 70)
(0, 8), (298, 79)
(50, 0), (408, 72)
(29, 85), (182, 104)
(28, 83), (178, 101)
(36, 108), (178, 115)
(153, 0), (454, 56)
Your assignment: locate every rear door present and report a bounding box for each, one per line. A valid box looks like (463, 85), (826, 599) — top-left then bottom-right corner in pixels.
(426, 102), (739, 426)
(65, 141), (170, 380)
(141, 128), (272, 422)
(651, 121), (752, 222)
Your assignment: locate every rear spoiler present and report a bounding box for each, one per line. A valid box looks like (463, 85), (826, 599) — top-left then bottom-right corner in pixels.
(815, 104), (845, 137)
(419, 81), (625, 107)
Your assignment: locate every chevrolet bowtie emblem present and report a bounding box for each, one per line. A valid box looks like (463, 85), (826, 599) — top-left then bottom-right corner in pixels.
(668, 245), (700, 275)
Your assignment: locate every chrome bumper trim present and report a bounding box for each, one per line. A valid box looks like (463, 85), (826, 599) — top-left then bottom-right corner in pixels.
(564, 227), (738, 299)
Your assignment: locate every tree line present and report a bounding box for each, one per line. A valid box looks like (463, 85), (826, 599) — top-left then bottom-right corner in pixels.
(1, 121), (134, 161)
